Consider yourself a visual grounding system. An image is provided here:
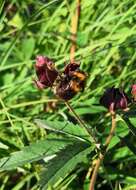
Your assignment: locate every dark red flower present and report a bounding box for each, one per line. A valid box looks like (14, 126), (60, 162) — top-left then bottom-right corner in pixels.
(100, 87), (129, 112)
(131, 84), (136, 101)
(34, 56), (58, 89)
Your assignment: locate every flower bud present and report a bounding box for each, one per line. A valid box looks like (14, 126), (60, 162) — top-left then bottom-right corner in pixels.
(131, 84), (136, 101)
(34, 56), (58, 89)
(100, 87), (129, 112)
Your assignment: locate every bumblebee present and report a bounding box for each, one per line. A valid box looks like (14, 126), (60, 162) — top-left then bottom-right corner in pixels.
(55, 70), (87, 100)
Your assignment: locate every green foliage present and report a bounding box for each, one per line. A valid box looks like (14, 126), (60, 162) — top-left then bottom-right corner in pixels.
(34, 119), (92, 143)
(123, 113), (136, 136)
(39, 142), (94, 189)
(0, 134), (74, 171)
(0, 0), (136, 189)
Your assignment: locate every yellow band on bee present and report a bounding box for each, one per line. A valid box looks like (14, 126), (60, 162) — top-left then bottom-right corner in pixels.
(70, 80), (81, 92)
(73, 71), (86, 81)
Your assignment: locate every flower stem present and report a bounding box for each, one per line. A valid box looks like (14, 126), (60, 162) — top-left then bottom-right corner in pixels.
(65, 101), (99, 149)
(89, 113), (116, 190)
(70, 0), (80, 63)
(65, 100), (86, 127)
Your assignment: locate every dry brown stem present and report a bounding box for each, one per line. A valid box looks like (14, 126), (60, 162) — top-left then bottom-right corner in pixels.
(70, 0), (80, 63)
(89, 113), (116, 190)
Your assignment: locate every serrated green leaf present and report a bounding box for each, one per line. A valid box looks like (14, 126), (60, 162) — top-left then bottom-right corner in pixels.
(35, 119), (92, 143)
(39, 142), (94, 189)
(0, 134), (74, 171)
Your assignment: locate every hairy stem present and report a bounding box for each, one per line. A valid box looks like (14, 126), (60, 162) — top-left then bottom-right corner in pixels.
(65, 101), (99, 150)
(65, 101), (86, 127)
(89, 113), (116, 190)
(70, 0), (80, 63)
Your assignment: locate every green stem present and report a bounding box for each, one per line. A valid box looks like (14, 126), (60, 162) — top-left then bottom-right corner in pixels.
(65, 101), (99, 149)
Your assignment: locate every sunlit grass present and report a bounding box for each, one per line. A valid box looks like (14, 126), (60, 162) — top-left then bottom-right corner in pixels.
(0, 0), (136, 189)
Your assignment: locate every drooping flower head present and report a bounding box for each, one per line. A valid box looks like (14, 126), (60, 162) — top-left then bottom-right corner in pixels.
(131, 84), (136, 101)
(34, 59), (87, 100)
(100, 87), (129, 112)
(34, 56), (58, 89)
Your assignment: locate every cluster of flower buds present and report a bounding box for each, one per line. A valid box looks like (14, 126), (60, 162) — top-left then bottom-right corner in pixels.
(100, 85), (136, 113)
(34, 56), (87, 100)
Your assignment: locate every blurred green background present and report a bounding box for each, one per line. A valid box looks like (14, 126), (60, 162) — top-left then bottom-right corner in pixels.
(0, 0), (136, 189)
